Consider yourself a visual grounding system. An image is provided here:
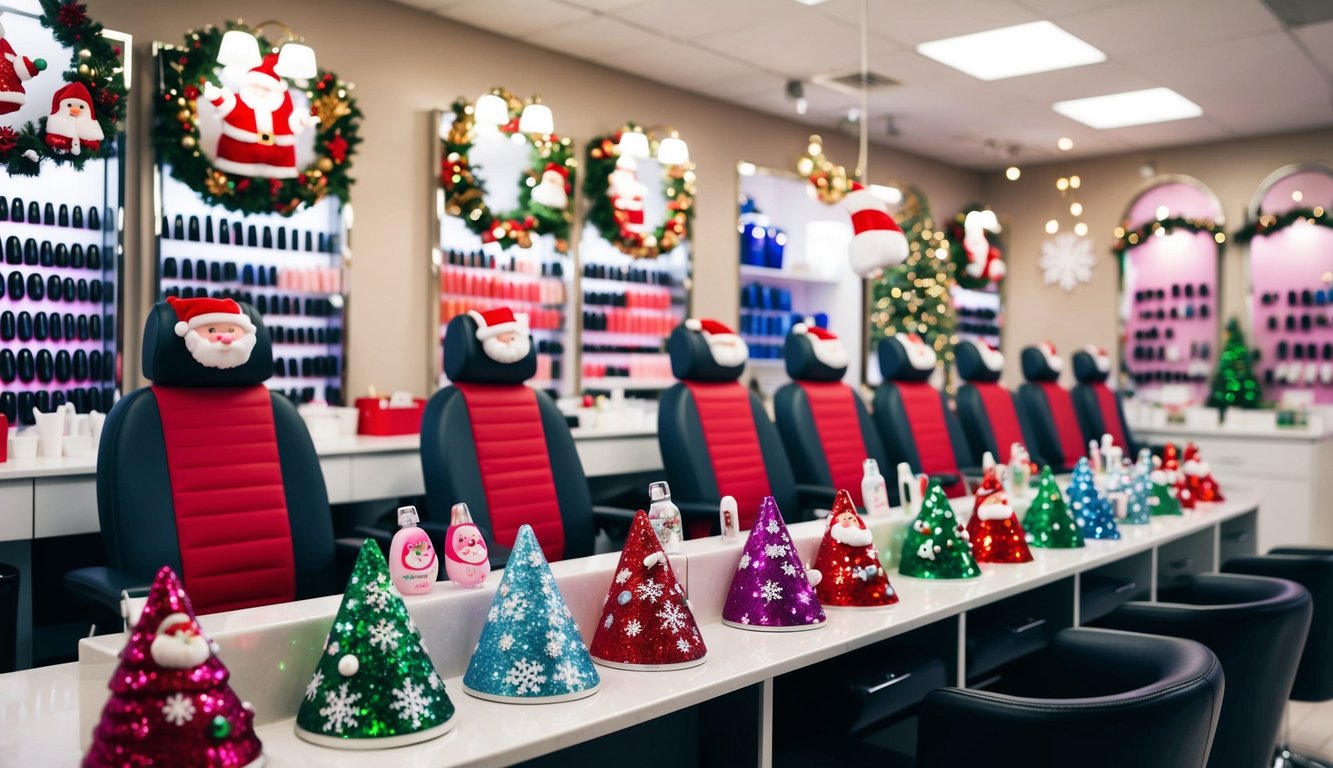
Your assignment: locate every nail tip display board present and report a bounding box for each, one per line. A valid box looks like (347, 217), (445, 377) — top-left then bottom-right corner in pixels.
(0, 7), (125, 426)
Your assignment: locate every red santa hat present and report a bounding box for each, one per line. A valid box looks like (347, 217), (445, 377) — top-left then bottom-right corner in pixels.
(1038, 340), (1063, 373)
(844, 182), (908, 278)
(972, 339), (1004, 372)
(1084, 345), (1110, 373)
(246, 53), (284, 89)
(167, 296), (255, 337)
(542, 162), (570, 191)
(469, 306), (529, 341)
(685, 318), (736, 338)
(792, 323), (836, 342)
(49, 81), (95, 116)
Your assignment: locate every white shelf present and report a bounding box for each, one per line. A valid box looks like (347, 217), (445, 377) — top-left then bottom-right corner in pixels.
(581, 377), (675, 391)
(739, 264), (841, 286)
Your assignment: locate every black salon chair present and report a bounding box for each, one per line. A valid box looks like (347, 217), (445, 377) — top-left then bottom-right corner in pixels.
(917, 627), (1224, 768)
(1100, 574), (1313, 768)
(1070, 346), (1140, 454)
(1224, 549), (1333, 767)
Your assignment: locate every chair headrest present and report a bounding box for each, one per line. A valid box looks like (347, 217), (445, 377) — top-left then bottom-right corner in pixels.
(1073, 345), (1112, 383)
(668, 318), (746, 382)
(956, 339), (1004, 383)
(1021, 342), (1064, 382)
(877, 333), (937, 382)
(784, 323), (847, 382)
(142, 300), (273, 386)
(443, 309), (537, 384)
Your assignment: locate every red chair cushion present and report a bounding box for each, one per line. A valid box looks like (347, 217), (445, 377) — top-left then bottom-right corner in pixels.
(685, 381), (772, 531)
(456, 383), (565, 561)
(798, 381), (870, 506)
(1093, 384), (1129, 450)
(1040, 381), (1086, 466)
(973, 382), (1025, 464)
(896, 382), (965, 497)
(153, 386), (295, 614)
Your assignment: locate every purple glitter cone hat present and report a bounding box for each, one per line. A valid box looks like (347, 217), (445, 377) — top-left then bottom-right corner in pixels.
(722, 496), (826, 632)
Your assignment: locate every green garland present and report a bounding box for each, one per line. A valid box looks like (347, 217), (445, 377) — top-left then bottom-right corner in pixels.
(582, 128), (695, 259)
(439, 94), (574, 252)
(1, 0), (128, 176)
(1234, 207), (1333, 244)
(946, 205), (1003, 291)
(1112, 216), (1225, 258)
(153, 23), (362, 216)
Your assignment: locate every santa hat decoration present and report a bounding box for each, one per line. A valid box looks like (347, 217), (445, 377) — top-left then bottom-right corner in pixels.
(83, 566), (264, 768)
(1084, 345), (1111, 373)
(1038, 341), (1063, 373)
(793, 323), (848, 370)
(812, 489), (898, 607)
(589, 510), (707, 670)
(49, 81), (96, 117)
(722, 496), (826, 631)
(896, 332), (938, 371)
(167, 296), (255, 337)
(967, 455), (1034, 563)
(469, 306), (529, 341)
(844, 182), (908, 278)
(793, 323), (836, 342)
(972, 339), (1004, 372)
(685, 318), (749, 367)
(245, 54), (284, 89)
(531, 163), (571, 210)
(685, 317), (736, 337)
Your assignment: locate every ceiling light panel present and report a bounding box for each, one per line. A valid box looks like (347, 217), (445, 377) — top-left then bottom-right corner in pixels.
(916, 21), (1105, 80)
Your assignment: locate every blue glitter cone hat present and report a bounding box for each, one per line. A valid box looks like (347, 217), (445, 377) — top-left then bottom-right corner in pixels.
(1068, 457), (1120, 540)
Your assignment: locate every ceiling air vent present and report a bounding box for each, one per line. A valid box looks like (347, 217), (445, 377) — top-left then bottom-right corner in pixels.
(813, 70), (900, 97)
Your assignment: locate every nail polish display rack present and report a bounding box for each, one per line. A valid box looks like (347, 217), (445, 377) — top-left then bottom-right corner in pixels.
(156, 173), (347, 405)
(1247, 226), (1333, 402)
(0, 158), (122, 427)
(951, 285), (1002, 348)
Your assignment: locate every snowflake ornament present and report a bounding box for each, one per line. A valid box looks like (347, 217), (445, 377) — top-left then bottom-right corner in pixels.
(499, 633), (515, 651)
(1041, 232), (1095, 292)
(319, 683), (361, 733)
(780, 561), (797, 577)
(305, 670), (324, 701)
(759, 580), (783, 603)
(503, 658), (547, 695)
(363, 581), (390, 612)
(553, 660), (584, 689)
(390, 679), (434, 729)
(676, 638), (692, 654)
(764, 543), (789, 559)
(368, 619), (401, 652)
(615, 568), (631, 584)
(625, 619), (643, 637)
(765, 518), (780, 534)
(161, 693), (196, 726)
(603, 614), (614, 629)
(738, 553), (751, 571)
(635, 580), (665, 603)
(656, 602), (688, 634)
(544, 630), (568, 658)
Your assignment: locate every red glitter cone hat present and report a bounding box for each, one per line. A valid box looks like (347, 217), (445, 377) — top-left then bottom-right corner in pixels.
(812, 489), (898, 607)
(967, 460), (1034, 563)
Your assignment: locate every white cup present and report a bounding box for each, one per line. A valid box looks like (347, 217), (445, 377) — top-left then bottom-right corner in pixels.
(10, 434), (38, 460)
(89, 411), (107, 449)
(63, 435), (93, 458)
(32, 409), (66, 459)
(68, 414), (89, 437)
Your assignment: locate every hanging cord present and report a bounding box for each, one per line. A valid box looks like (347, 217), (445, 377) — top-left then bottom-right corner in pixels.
(856, 0), (869, 183)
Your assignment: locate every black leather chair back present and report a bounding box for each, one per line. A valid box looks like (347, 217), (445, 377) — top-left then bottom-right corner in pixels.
(917, 627), (1224, 768)
(1100, 574), (1312, 768)
(955, 340), (1040, 467)
(1016, 344), (1084, 472)
(1071, 347), (1138, 454)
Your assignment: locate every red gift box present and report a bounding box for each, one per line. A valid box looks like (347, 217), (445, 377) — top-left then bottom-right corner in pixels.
(355, 397), (425, 436)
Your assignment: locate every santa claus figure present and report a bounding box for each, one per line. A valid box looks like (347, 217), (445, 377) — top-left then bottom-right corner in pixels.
(792, 323), (848, 371)
(203, 54), (317, 179)
(967, 455), (1033, 563)
(469, 307), (531, 364)
(150, 612), (214, 670)
(1182, 443), (1224, 504)
(167, 296), (258, 370)
(609, 155), (648, 235)
(43, 82), (103, 156)
(530, 162), (570, 210)
(896, 332), (938, 372)
(812, 489), (897, 607)
(0, 18), (46, 117)
(962, 209), (1005, 283)
(1037, 341), (1064, 374)
(1160, 443), (1194, 509)
(844, 182), (908, 278)
(444, 502), (490, 589)
(686, 318), (748, 369)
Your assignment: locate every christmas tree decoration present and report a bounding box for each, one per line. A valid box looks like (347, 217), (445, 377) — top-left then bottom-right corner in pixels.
(949, 206), (1005, 289)
(1182, 443), (1225, 504)
(1235, 206), (1333, 243)
(845, 182), (909, 278)
(1123, 449), (1154, 525)
(1112, 215), (1224, 259)
(84, 566), (263, 768)
(444, 502), (491, 588)
(1207, 317), (1264, 411)
(295, 541), (455, 748)
(583, 124), (694, 259)
(967, 458), (1033, 564)
(1024, 467), (1085, 549)
(1148, 461), (1183, 516)
(899, 480), (982, 579)
(722, 496), (827, 631)
(463, 525), (600, 702)
(1067, 458), (1120, 540)
(812, 489), (898, 607)
(1160, 443), (1194, 510)
(590, 510), (706, 669)
(796, 134), (849, 204)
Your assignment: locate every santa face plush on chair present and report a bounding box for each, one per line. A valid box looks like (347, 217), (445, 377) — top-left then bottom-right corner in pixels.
(470, 307), (531, 364)
(971, 339), (1004, 374)
(44, 82), (104, 156)
(687, 318), (748, 369)
(168, 296), (257, 369)
(793, 324), (848, 371)
(895, 333), (937, 373)
(962, 209), (1005, 283)
(1037, 341), (1064, 374)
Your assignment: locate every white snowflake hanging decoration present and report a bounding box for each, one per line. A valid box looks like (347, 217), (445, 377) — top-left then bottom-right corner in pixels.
(1041, 232), (1095, 293)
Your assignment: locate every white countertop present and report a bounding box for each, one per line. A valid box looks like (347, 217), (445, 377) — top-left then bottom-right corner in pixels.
(1131, 421), (1333, 442)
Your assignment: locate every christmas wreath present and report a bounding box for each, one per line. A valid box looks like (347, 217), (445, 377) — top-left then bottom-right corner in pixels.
(1112, 216), (1225, 259)
(153, 23), (362, 216)
(439, 92), (575, 252)
(1233, 207), (1332, 244)
(583, 127), (695, 259)
(1, 0), (128, 176)
(947, 205), (1004, 290)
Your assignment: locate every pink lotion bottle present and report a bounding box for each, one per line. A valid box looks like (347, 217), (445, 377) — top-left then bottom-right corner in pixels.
(389, 505), (438, 596)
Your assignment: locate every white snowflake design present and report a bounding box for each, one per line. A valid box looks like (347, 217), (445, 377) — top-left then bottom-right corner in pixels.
(781, 561), (797, 577)
(766, 518), (780, 534)
(499, 633), (515, 651)
(676, 638), (692, 654)
(759, 580), (783, 603)
(615, 568), (632, 584)
(369, 619), (402, 652)
(390, 679), (434, 729)
(161, 693), (196, 726)
(503, 658), (547, 695)
(487, 606), (499, 622)
(527, 550), (543, 568)
(319, 683), (361, 733)
(305, 669), (325, 702)
(635, 580), (665, 603)
(363, 581), (390, 612)
(547, 604), (568, 628)
(603, 614), (615, 629)
(500, 595), (529, 621)
(553, 660), (585, 690)
(1041, 232), (1095, 293)
(764, 543), (789, 559)
(657, 601), (688, 634)
(738, 553), (751, 571)
(625, 619), (643, 637)
(326, 640), (340, 656)
(545, 630), (568, 658)
(428, 672), (443, 690)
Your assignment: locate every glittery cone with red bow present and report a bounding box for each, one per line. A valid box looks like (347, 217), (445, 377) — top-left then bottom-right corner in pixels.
(590, 510), (707, 669)
(1182, 442), (1225, 503)
(83, 566), (263, 768)
(968, 460), (1034, 563)
(812, 489), (898, 607)
(722, 496), (827, 631)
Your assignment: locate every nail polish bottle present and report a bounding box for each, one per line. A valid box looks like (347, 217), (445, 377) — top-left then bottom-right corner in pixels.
(204, 216), (214, 243)
(27, 201), (39, 222)
(11, 197), (24, 223)
(39, 241), (54, 267)
(24, 238), (38, 265)
(188, 216), (201, 242)
(174, 215), (185, 240)
(60, 204), (72, 227)
(87, 207), (99, 231)
(69, 243), (82, 269)
(262, 227), (273, 249)
(248, 225), (258, 247)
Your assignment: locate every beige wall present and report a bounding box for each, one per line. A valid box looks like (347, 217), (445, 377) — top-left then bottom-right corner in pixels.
(90, 0), (981, 395)
(981, 128), (1333, 389)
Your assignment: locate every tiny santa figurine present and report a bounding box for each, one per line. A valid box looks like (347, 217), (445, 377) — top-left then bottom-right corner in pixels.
(530, 162), (570, 210)
(0, 18), (46, 116)
(609, 155), (648, 235)
(167, 296), (257, 370)
(43, 82), (103, 156)
(1182, 443), (1224, 504)
(812, 489), (898, 607)
(203, 54), (317, 179)
(685, 318), (749, 369)
(967, 454), (1034, 563)
(1160, 443), (1194, 509)
(962, 209), (1005, 283)
(468, 307), (531, 364)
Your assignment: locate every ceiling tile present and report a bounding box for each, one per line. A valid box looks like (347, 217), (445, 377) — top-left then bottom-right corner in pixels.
(1060, 0), (1284, 55)
(816, 0), (1040, 47)
(1294, 19), (1333, 75)
(693, 14), (901, 78)
(559, 0), (654, 11)
(536, 16), (668, 58)
(614, 0), (830, 40)
(601, 39), (765, 87)
(437, 0), (592, 37)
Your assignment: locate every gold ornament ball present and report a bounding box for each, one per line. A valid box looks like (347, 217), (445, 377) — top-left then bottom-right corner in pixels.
(181, 135), (197, 149)
(177, 109), (192, 123)
(78, 49), (92, 60)
(317, 157), (334, 172)
(78, 64), (90, 76)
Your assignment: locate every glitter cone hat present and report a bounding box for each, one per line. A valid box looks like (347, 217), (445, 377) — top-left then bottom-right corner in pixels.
(83, 566), (264, 768)
(899, 480), (982, 579)
(1024, 466), (1085, 548)
(722, 496), (827, 631)
(295, 541), (455, 748)
(463, 525), (600, 702)
(812, 489), (898, 607)
(590, 510), (707, 669)
(1068, 457), (1120, 540)
(1123, 449), (1154, 525)
(967, 463), (1034, 563)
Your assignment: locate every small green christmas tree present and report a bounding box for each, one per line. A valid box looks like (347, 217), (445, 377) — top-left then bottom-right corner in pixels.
(1023, 467), (1085, 549)
(1207, 317), (1263, 411)
(899, 480), (980, 579)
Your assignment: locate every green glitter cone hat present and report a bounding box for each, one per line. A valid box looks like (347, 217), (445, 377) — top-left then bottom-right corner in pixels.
(1024, 467), (1086, 549)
